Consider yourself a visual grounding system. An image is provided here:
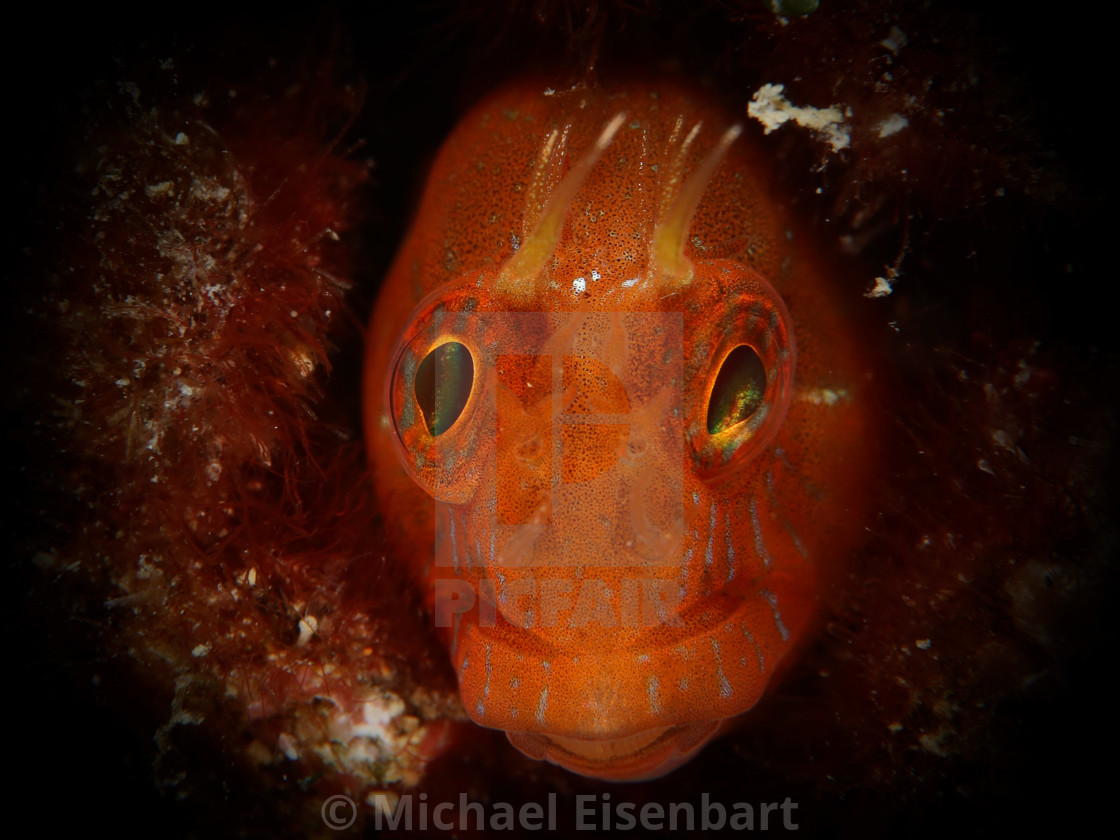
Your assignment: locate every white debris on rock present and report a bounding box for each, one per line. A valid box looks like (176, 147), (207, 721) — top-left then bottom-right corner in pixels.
(315, 689), (431, 786)
(865, 275), (895, 298)
(797, 387), (849, 406)
(748, 84), (851, 153)
(881, 26), (908, 55)
(369, 791), (401, 819)
(876, 113), (910, 139)
(297, 614), (319, 646)
(277, 732), (300, 760)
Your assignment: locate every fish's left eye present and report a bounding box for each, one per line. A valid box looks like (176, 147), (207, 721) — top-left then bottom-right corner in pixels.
(686, 268), (795, 479)
(706, 344), (767, 435)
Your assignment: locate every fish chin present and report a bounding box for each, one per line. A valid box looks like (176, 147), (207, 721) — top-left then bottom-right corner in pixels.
(506, 719), (723, 782)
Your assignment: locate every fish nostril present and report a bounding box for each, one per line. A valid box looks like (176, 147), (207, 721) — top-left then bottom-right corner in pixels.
(629, 462), (685, 560)
(516, 435), (544, 460)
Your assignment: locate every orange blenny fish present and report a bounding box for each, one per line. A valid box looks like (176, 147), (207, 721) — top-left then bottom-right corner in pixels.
(363, 73), (874, 781)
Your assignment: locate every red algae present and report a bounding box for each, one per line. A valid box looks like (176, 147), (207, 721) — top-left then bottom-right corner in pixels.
(12, 47), (462, 838)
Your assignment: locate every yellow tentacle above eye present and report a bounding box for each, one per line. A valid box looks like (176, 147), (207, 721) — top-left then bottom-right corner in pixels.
(497, 113), (627, 302)
(652, 124), (743, 284)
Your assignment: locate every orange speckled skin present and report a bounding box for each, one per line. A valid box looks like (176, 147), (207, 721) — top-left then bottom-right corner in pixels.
(363, 74), (874, 781)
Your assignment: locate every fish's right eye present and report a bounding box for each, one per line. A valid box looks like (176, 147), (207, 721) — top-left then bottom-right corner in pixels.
(415, 341), (474, 436)
(385, 283), (495, 505)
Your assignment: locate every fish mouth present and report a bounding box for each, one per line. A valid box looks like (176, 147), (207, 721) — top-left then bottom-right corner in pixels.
(506, 719), (722, 782)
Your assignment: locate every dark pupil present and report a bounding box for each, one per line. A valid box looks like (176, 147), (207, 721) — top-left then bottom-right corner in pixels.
(707, 345), (767, 435)
(415, 342), (473, 436)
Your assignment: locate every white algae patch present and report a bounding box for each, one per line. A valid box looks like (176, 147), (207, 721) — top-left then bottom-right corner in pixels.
(748, 83), (851, 152)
